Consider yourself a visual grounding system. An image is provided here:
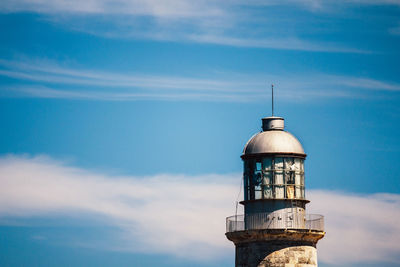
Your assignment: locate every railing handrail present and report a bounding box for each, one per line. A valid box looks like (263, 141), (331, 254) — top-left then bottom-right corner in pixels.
(226, 212), (324, 233)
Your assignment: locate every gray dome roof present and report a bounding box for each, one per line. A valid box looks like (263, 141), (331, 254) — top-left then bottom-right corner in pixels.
(242, 117), (305, 156)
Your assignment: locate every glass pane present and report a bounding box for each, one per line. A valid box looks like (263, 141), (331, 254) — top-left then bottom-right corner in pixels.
(274, 185), (284, 198)
(256, 162), (262, 171)
(254, 171), (262, 187)
(275, 158), (284, 188)
(253, 165), (262, 200)
(275, 172), (283, 185)
(263, 171), (273, 185)
(275, 157), (284, 170)
(287, 185), (295, 199)
(284, 157), (294, 170)
(295, 173), (301, 185)
(294, 158), (302, 172)
(286, 170), (295, 184)
(263, 185), (273, 199)
(295, 186), (301, 199)
(262, 158), (272, 170)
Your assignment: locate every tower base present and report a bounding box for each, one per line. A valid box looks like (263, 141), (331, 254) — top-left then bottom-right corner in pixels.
(226, 229), (325, 267)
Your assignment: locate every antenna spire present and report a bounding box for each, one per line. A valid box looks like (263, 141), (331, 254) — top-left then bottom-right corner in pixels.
(271, 84), (274, 116)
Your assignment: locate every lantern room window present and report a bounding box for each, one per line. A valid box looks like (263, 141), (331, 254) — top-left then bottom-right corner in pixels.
(244, 157), (305, 200)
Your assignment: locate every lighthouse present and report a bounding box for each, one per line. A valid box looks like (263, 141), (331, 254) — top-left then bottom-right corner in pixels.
(225, 116), (325, 267)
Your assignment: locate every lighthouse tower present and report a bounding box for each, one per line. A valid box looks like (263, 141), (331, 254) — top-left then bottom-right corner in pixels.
(225, 116), (325, 267)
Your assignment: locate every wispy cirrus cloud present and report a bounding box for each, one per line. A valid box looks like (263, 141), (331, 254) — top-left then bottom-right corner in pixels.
(0, 154), (399, 265)
(6, 85), (262, 102)
(0, 57), (266, 102)
(0, 57), (399, 102)
(1, 0), (390, 52)
(0, 0), (225, 17)
(1, 0), (399, 16)
(186, 34), (366, 53)
(0, 59), (253, 93)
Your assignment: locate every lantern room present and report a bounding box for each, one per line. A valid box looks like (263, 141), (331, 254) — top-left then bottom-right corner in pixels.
(243, 156), (305, 201)
(241, 116), (308, 215)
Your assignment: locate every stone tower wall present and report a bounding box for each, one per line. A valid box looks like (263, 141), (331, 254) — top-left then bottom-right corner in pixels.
(226, 230), (324, 267)
(236, 240), (317, 267)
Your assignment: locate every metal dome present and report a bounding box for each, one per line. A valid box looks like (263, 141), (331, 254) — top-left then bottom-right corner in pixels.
(242, 117), (305, 157)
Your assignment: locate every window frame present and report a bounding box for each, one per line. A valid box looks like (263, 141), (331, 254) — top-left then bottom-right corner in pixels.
(243, 156), (306, 201)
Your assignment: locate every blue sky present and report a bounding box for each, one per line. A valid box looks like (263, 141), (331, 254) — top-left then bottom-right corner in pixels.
(0, 1), (399, 266)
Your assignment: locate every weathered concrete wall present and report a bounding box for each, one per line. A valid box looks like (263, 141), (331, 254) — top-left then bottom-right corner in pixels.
(236, 241), (317, 267)
(226, 229), (324, 267)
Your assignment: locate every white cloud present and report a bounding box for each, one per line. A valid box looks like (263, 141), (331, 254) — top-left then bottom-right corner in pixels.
(308, 191), (400, 265)
(0, 0), (382, 52)
(0, 57), (399, 102)
(186, 34), (366, 53)
(0, 59), (254, 93)
(4, 85), (263, 102)
(336, 76), (400, 92)
(1, 0), (399, 16)
(0, 0), (225, 18)
(0, 154), (239, 258)
(0, 154), (399, 265)
(351, 0), (400, 5)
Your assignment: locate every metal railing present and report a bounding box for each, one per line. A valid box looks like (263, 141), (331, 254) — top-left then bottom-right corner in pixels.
(226, 212), (324, 233)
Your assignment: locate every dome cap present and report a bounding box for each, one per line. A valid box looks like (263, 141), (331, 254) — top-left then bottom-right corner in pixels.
(242, 116), (306, 157)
